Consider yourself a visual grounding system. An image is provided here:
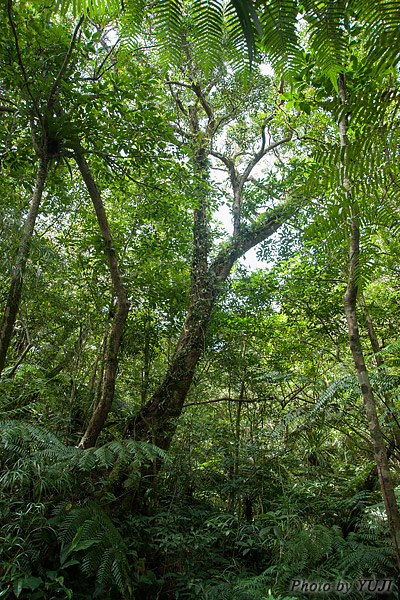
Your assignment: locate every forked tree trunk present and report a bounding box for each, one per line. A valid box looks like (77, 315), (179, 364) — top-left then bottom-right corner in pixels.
(125, 198), (292, 451)
(76, 153), (130, 449)
(0, 154), (48, 377)
(339, 73), (400, 567)
(122, 75), (295, 453)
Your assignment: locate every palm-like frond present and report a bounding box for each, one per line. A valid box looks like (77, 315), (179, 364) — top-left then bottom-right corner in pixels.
(302, 0), (348, 85)
(354, 0), (400, 72)
(190, 0), (225, 74)
(150, 0), (184, 69)
(259, 0), (299, 75)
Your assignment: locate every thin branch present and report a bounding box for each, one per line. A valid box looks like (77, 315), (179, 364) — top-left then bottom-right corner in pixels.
(100, 154), (164, 192)
(240, 134), (292, 188)
(210, 150), (239, 190)
(167, 83), (188, 116)
(7, 343), (32, 378)
(183, 396), (270, 408)
(164, 80), (193, 89)
(94, 38), (119, 80)
(82, 61), (116, 81)
(248, 176), (270, 192)
(0, 95), (18, 106)
(47, 15), (85, 109)
(30, 117), (41, 156)
(7, 0), (42, 122)
(15, 319), (31, 345)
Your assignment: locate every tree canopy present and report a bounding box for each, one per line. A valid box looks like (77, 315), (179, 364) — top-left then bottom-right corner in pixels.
(1, 2), (400, 599)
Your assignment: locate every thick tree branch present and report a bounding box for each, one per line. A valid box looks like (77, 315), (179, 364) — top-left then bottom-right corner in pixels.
(212, 133), (292, 237)
(210, 150), (239, 191)
(210, 198), (298, 284)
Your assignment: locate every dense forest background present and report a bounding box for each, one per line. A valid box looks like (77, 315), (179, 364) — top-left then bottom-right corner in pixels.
(1, 1), (400, 598)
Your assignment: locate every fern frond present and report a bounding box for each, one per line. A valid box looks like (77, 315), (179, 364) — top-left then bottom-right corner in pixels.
(226, 0), (262, 67)
(259, 0), (299, 75)
(55, 501), (132, 594)
(356, 0), (400, 72)
(303, 0), (348, 86)
(190, 0), (225, 75)
(152, 0), (184, 70)
(53, 0), (120, 18)
(0, 420), (169, 501)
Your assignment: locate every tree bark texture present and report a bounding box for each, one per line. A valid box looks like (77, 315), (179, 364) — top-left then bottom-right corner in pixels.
(359, 290), (400, 450)
(0, 155), (48, 377)
(125, 191), (293, 451)
(339, 73), (400, 567)
(1, 12), (84, 378)
(124, 75), (295, 453)
(76, 153), (130, 449)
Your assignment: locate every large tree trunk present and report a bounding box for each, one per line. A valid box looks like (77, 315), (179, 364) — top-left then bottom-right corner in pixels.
(125, 72), (294, 454)
(125, 199), (293, 451)
(76, 153), (130, 449)
(339, 73), (400, 567)
(0, 155), (48, 377)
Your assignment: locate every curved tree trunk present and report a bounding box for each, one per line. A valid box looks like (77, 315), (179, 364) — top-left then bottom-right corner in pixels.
(125, 196), (293, 451)
(0, 154), (48, 377)
(76, 153), (130, 449)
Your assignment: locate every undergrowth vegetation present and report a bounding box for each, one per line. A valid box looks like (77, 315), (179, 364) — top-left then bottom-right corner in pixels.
(0, 397), (398, 599)
(2, 0), (400, 598)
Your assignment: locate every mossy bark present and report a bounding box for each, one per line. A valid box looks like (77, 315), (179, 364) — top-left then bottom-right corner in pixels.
(76, 153), (130, 449)
(0, 155), (48, 377)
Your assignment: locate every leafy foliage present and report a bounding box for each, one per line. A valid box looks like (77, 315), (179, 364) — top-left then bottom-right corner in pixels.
(2, 1), (400, 599)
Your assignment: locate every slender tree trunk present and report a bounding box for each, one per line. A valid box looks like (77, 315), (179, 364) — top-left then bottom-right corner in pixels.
(88, 320), (110, 411)
(76, 153), (130, 449)
(0, 155), (48, 377)
(343, 227), (400, 564)
(359, 290), (400, 450)
(1, 11), (85, 377)
(234, 342), (247, 479)
(141, 315), (152, 407)
(339, 73), (400, 567)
